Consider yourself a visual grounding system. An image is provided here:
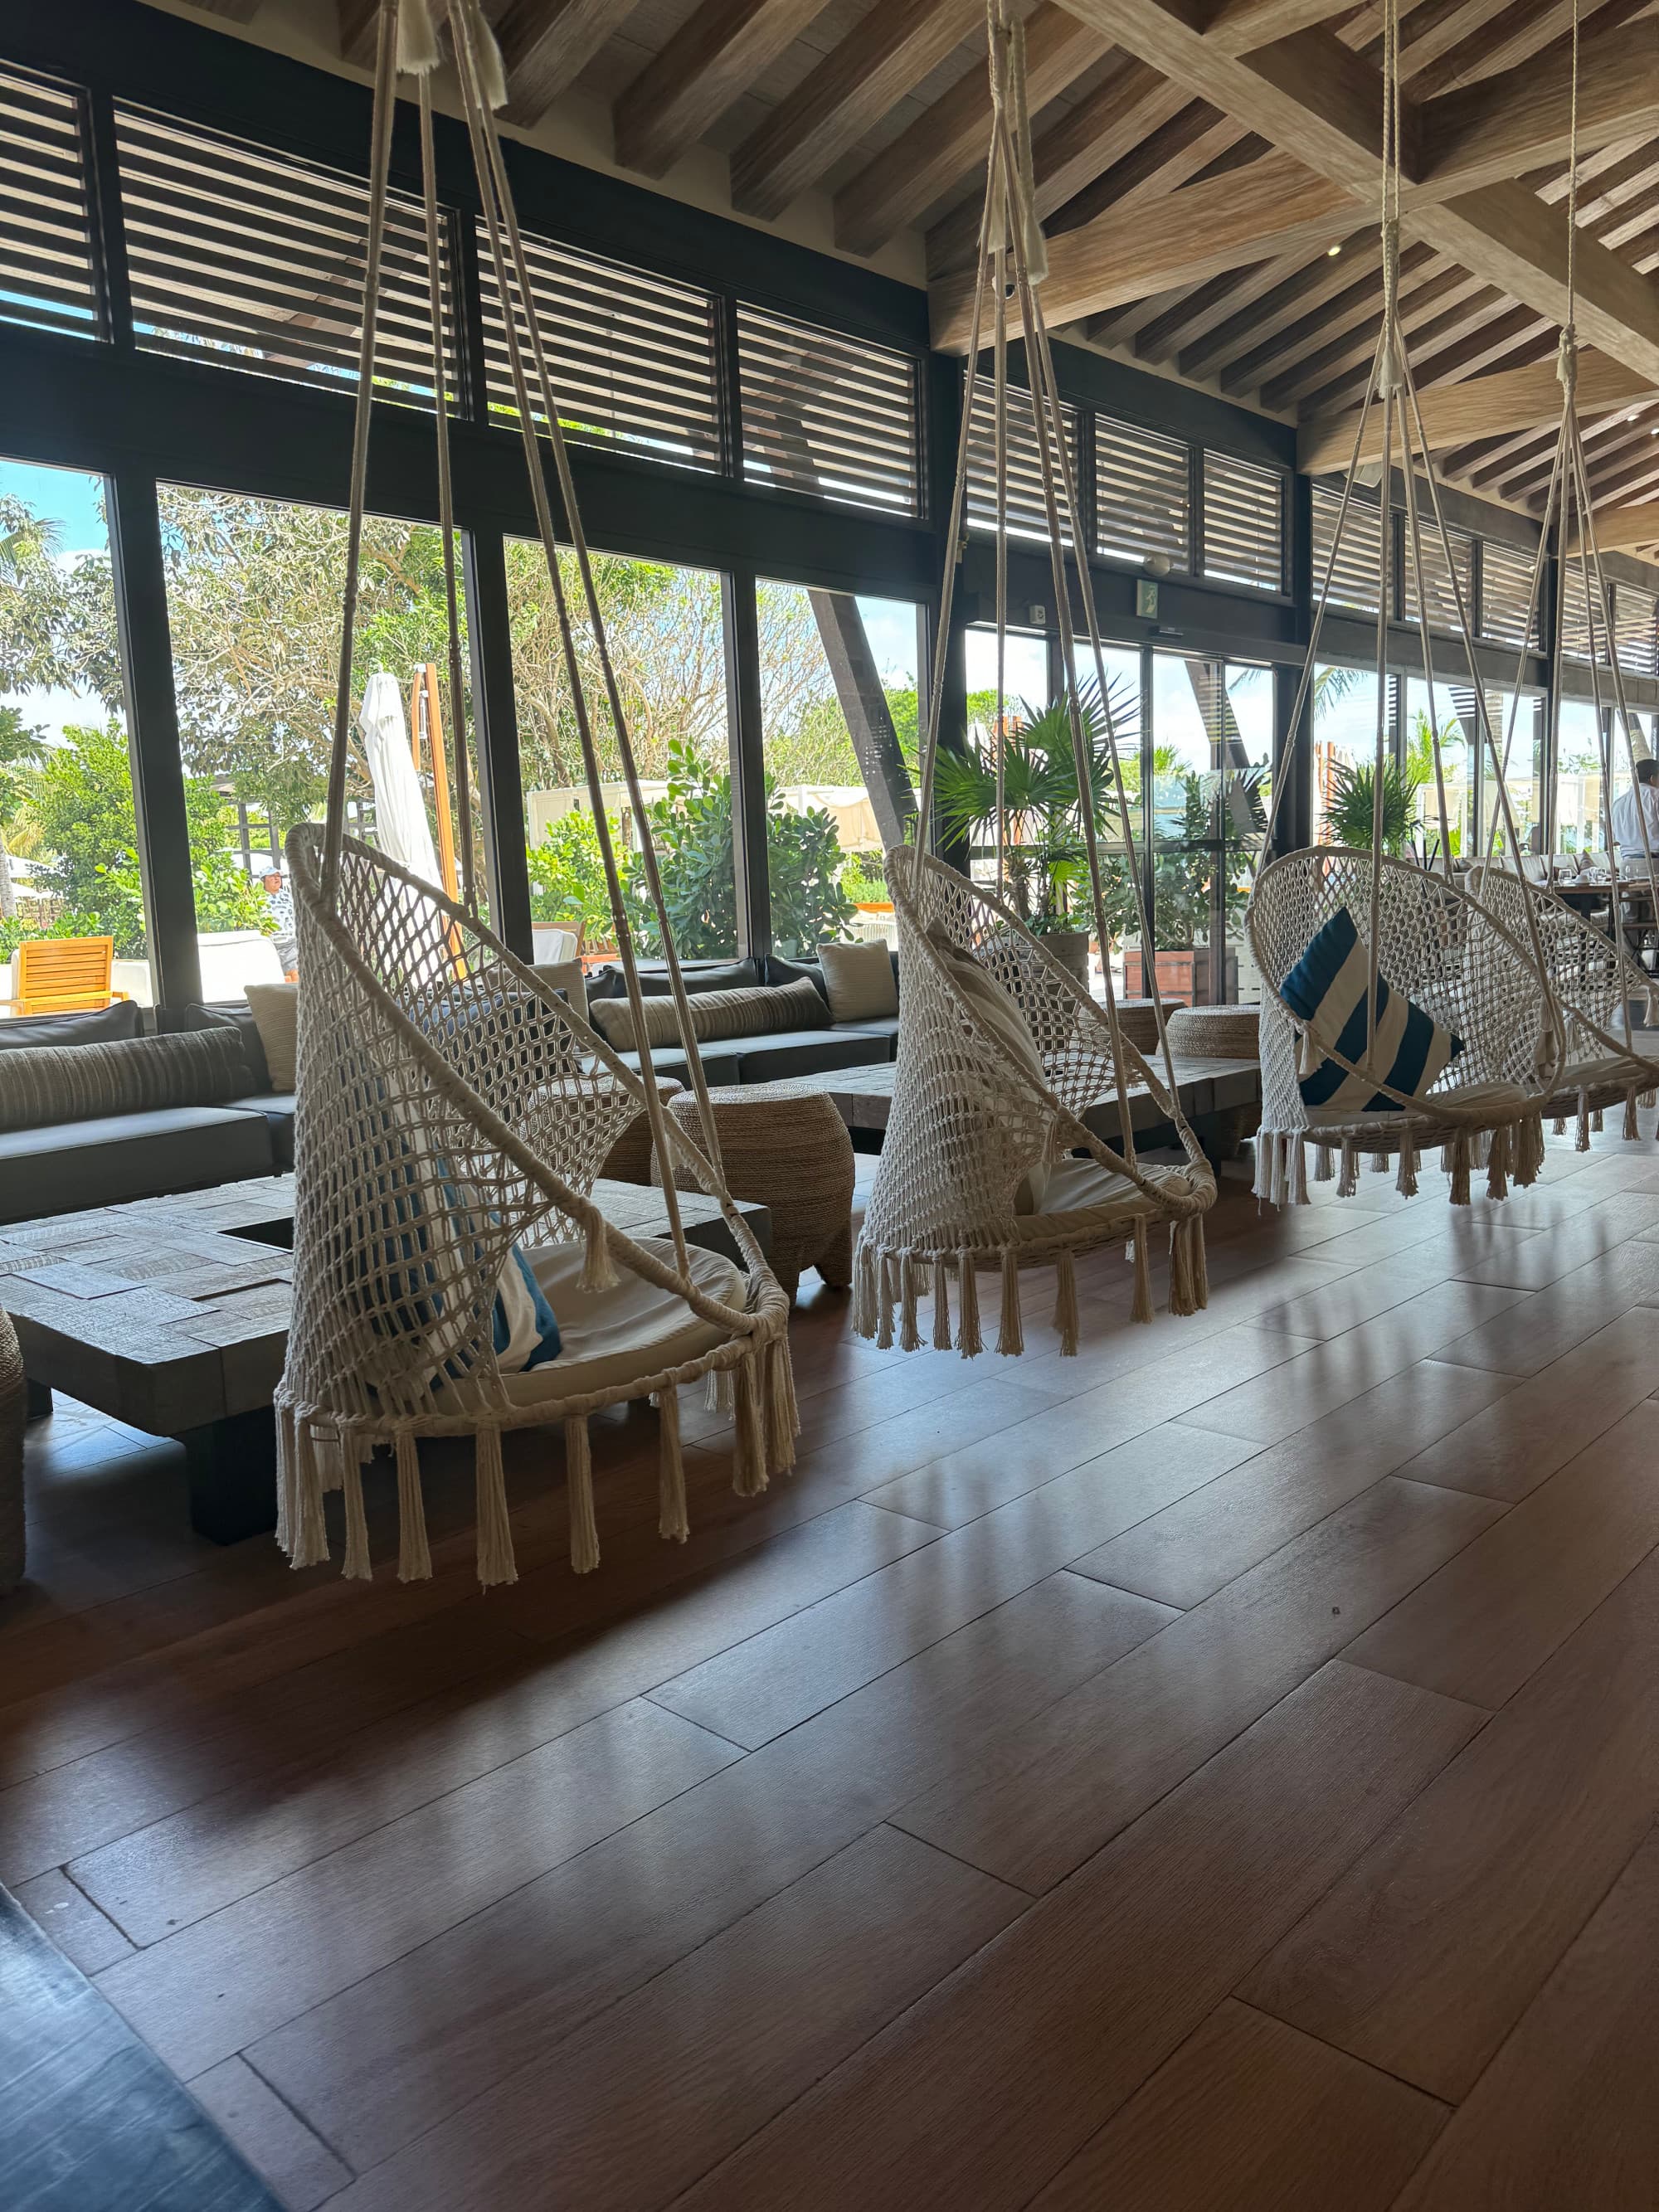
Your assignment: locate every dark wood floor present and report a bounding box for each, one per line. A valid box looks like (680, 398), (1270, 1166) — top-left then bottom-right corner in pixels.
(3, 1130), (1659, 2210)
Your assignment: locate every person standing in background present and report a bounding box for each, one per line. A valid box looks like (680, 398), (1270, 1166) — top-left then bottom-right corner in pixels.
(1611, 757), (1659, 864)
(261, 868), (298, 980)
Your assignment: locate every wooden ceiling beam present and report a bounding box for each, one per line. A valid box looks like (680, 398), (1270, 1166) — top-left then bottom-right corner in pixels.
(1048, 105), (1245, 237)
(1260, 265), (1481, 407)
(1415, 20), (1659, 197)
(730, 0), (980, 219)
(499, 0), (635, 122)
(338, 0), (379, 66)
(1013, 0), (1659, 383)
(1574, 501), (1659, 552)
(1196, 0), (1363, 57)
(612, 0), (831, 178)
(832, 5), (1107, 257)
(926, 56), (1190, 275)
(1299, 350), (1659, 472)
(932, 148), (1350, 347)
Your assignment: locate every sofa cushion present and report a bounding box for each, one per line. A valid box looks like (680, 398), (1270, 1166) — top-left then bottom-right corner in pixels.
(245, 981), (297, 1090)
(0, 1029), (252, 1135)
(608, 1044), (745, 1088)
(0, 1106), (275, 1224)
(761, 953), (831, 1008)
(589, 977), (821, 1053)
(0, 999), (143, 1052)
(829, 1013), (900, 1058)
(731, 1031), (893, 1083)
(226, 1091), (295, 1170)
(171, 1000), (272, 1091)
(586, 958), (759, 1000)
(819, 940), (899, 1022)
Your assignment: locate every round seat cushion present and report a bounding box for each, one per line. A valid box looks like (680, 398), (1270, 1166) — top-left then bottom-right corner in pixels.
(1013, 1155), (1194, 1239)
(494, 1236), (748, 1407)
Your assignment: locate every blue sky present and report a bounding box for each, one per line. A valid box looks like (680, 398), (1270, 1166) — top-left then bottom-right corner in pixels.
(0, 458), (114, 743)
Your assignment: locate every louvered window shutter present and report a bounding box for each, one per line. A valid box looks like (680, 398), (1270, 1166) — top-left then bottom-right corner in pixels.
(0, 68), (99, 340)
(1311, 484), (1386, 614)
(479, 231), (722, 470)
(966, 383), (1080, 545)
(1560, 567), (1595, 661)
(115, 105), (452, 406)
(1202, 454), (1284, 591)
(1402, 521), (1475, 634)
(1479, 539), (1542, 650)
(737, 307), (918, 514)
(1094, 416), (1189, 570)
(1615, 582), (1658, 678)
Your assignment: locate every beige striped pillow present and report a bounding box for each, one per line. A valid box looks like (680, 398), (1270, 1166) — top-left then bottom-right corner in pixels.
(590, 977), (823, 1053)
(0, 1029), (253, 1134)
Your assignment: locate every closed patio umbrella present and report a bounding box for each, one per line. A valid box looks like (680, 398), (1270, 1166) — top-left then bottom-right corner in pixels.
(358, 669), (441, 887)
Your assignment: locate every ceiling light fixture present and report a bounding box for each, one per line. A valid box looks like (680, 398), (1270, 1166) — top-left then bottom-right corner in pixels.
(1326, 244), (1341, 257)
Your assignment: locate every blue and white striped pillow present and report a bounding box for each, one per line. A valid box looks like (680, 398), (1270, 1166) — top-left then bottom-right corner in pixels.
(1282, 907), (1462, 1113)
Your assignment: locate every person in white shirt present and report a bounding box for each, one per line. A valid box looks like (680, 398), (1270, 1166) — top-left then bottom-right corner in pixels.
(1611, 759), (1659, 863)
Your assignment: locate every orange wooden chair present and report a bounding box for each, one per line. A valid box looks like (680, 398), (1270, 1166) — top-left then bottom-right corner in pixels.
(0, 936), (129, 1018)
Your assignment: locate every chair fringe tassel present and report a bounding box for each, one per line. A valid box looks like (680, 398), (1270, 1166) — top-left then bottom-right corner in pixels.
(1553, 1115), (1567, 1137)
(1337, 1139), (1359, 1198)
(1593, 1106), (1605, 1135)
(562, 1417), (597, 1575)
(289, 1419), (329, 1571)
(275, 1404), (296, 1555)
(1314, 1142), (1335, 1183)
(1448, 1132), (1472, 1206)
(657, 1385), (688, 1543)
(1253, 1131), (1310, 1208)
(396, 1427), (431, 1582)
(852, 1239), (878, 1339)
(996, 1250), (1024, 1356)
(899, 1254), (924, 1353)
(956, 1252), (983, 1357)
(340, 1446), (372, 1582)
(1485, 1121), (1511, 1203)
(1577, 1090), (1592, 1150)
(1169, 1217), (1208, 1318)
(1642, 1088), (1657, 1111)
(580, 1217), (620, 1295)
(1053, 1247), (1080, 1354)
(477, 1422), (519, 1585)
(875, 1252), (897, 1350)
(764, 1334), (799, 1477)
(931, 1255), (952, 1351)
(1394, 1135), (1418, 1198)
(1287, 1137), (1308, 1205)
(1130, 1226), (1154, 1324)
(1515, 1113), (1545, 1189)
(732, 1351), (769, 1498)
(705, 1365), (737, 1416)
(1370, 1149), (1389, 1174)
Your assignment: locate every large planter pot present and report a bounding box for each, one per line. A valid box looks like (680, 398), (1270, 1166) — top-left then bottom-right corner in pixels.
(1039, 929), (1091, 988)
(1122, 946), (1237, 1006)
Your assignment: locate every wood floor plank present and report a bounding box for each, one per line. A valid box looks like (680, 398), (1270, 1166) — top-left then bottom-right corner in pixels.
(664, 1663), (1483, 2212)
(62, 1501), (936, 1942)
(1390, 1826), (1659, 2211)
(188, 2056), (351, 2212)
(864, 1333), (1300, 1528)
(1027, 1998), (1446, 2212)
(12, 1867), (134, 1976)
(1389, 1311), (1659, 1503)
(894, 1476), (1502, 1894)
(1247, 1239), (1467, 1340)
(1177, 1284), (1528, 1446)
(648, 1430), (1233, 1749)
(1344, 1405), (1659, 1708)
(1240, 1552), (1659, 2101)
(1431, 1237), (1659, 1376)
(778, 1371), (1068, 1497)
(249, 1573), (1170, 2174)
(327, 1826), (1024, 2212)
(1073, 1361), (1517, 1610)
(92, 1697), (739, 2080)
(1447, 1191), (1659, 1289)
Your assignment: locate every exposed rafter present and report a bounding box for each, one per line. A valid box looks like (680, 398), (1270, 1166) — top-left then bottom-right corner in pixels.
(612, 0), (827, 179)
(1299, 351), (1659, 472)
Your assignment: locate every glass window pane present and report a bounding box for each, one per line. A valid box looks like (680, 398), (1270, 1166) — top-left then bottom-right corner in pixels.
(1404, 677), (1470, 866)
(510, 546), (733, 963)
(0, 457), (150, 1009)
(758, 582), (919, 955)
(163, 484), (484, 999)
(1474, 688), (1543, 860)
(1555, 698), (1606, 855)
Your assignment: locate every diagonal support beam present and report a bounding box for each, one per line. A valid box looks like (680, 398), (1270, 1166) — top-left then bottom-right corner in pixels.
(932, 151), (1351, 349)
(1415, 20), (1659, 197)
(1569, 502), (1659, 557)
(1299, 352), (1659, 474)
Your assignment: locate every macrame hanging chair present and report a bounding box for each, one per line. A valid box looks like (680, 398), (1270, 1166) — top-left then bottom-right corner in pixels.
(275, 0), (795, 1590)
(854, 0), (1216, 1355)
(1246, 0), (1579, 1207)
(1453, 0), (1659, 1153)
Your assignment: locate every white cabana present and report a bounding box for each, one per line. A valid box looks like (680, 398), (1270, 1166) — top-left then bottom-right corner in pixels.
(358, 669), (441, 887)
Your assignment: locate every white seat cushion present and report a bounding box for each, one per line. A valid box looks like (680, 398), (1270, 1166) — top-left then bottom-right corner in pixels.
(497, 1235), (747, 1406)
(1012, 1155), (1193, 1240)
(1303, 1080), (1530, 1135)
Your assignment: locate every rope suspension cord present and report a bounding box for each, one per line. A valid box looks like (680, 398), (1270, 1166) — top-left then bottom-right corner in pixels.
(447, 0), (739, 1225)
(416, 68), (475, 914)
(991, 67), (1010, 905)
(323, 0), (401, 895)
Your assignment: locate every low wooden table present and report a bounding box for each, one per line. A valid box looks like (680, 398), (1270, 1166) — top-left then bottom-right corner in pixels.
(746, 1053), (1262, 1155)
(0, 1175), (770, 1545)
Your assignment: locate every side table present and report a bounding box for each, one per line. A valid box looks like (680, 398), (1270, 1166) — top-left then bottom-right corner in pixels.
(658, 1085), (855, 1301)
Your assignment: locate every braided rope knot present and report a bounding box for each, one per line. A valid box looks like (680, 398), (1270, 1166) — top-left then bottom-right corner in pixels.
(1557, 324), (1579, 396)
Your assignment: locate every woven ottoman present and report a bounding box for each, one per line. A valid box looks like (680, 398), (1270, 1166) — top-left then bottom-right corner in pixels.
(1107, 998), (1161, 1053)
(0, 1310), (25, 1596)
(1165, 1002), (1262, 1155)
(599, 1077), (685, 1184)
(658, 1086), (855, 1302)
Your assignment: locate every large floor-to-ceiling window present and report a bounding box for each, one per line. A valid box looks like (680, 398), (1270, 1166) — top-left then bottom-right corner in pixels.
(0, 455), (151, 1005)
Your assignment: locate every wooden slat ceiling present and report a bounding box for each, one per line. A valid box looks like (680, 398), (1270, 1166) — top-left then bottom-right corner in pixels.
(310, 0), (1659, 546)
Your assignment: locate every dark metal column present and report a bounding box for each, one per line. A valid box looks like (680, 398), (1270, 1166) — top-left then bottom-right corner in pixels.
(462, 527), (533, 959)
(725, 566), (771, 960)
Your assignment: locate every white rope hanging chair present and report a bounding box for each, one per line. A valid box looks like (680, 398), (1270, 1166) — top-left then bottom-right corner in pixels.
(274, 0), (794, 1589)
(1245, 0), (1576, 1207)
(1250, 847), (1561, 1201)
(854, 0), (1216, 1351)
(856, 853), (1214, 1352)
(1467, 861), (1659, 1147)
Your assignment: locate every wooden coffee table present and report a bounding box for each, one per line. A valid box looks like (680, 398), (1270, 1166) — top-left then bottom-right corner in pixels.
(0, 1175), (770, 1544)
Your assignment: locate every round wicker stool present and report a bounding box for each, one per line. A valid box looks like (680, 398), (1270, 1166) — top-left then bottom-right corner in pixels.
(1109, 999), (1161, 1054)
(599, 1077), (685, 1184)
(1165, 1004), (1260, 1060)
(0, 1310), (26, 1597)
(658, 1086), (855, 1302)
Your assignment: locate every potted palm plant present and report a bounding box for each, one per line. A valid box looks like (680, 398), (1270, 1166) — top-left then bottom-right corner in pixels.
(927, 678), (1136, 988)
